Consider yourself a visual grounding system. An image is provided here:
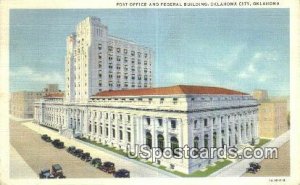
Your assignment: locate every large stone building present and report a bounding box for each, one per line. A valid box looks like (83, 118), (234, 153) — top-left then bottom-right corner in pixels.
(252, 90), (288, 138)
(65, 16), (153, 103)
(34, 16), (259, 174)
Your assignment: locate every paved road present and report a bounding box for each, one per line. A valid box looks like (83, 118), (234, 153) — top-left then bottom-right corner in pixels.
(10, 120), (112, 178)
(16, 120), (176, 177)
(10, 145), (37, 178)
(210, 130), (290, 177)
(243, 141), (290, 177)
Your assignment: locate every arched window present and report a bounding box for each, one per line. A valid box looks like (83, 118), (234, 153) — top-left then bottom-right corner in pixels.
(170, 136), (179, 156)
(157, 134), (164, 150)
(194, 136), (199, 148)
(204, 134), (209, 148)
(146, 132), (152, 148)
(213, 132), (217, 147)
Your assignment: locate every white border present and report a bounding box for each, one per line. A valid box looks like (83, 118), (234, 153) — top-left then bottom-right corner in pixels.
(0, 0), (299, 185)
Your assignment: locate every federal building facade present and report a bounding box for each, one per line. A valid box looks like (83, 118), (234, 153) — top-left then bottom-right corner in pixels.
(34, 17), (259, 174)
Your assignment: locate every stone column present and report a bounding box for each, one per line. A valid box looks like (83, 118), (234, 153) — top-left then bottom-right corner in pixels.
(237, 115), (242, 145)
(208, 116), (214, 148)
(151, 117), (157, 148)
(178, 118), (183, 148)
(200, 118), (205, 148)
(230, 115), (236, 146)
(163, 118), (169, 147)
(224, 115), (229, 146)
(216, 116), (222, 148)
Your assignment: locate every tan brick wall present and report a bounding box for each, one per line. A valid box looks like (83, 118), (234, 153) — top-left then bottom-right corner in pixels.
(258, 102), (288, 138)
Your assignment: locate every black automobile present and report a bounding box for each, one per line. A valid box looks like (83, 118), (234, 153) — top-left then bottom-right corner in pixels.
(55, 141), (64, 149)
(41, 134), (52, 142)
(81, 152), (92, 162)
(100, 161), (115, 173)
(52, 139), (60, 146)
(39, 168), (54, 179)
(52, 164), (65, 178)
(73, 149), (84, 157)
(67, 146), (76, 154)
(249, 162), (261, 171)
(246, 166), (256, 174)
(114, 169), (130, 178)
(90, 158), (102, 168)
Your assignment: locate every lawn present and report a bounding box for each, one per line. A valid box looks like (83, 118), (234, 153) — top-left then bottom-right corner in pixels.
(255, 138), (271, 148)
(77, 137), (232, 177)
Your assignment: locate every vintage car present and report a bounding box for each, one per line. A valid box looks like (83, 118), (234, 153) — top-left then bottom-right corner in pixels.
(41, 134), (52, 142)
(249, 162), (261, 171)
(246, 166), (256, 174)
(67, 146), (76, 154)
(52, 164), (65, 178)
(52, 141), (64, 149)
(81, 152), (92, 162)
(99, 161), (115, 173)
(39, 168), (54, 179)
(113, 169), (130, 178)
(90, 158), (102, 168)
(73, 149), (84, 157)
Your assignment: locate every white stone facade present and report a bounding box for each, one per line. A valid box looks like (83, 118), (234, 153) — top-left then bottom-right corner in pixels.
(65, 17), (153, 103)
(34, 89), (259, 174)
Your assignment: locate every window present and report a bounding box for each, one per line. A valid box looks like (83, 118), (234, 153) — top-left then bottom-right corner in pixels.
(94, 124), (97, 133)
(108, 46), (113, 52)
(127, 132), (131, 142)
(194, 136), (199, 148)
(112, 128), (115, 138)
(173, 98), (178, 104)
(171, 120), (176, 129)
(127, 115), (131, 121)
(89, 124), (91, 132)
(146, 117), (151, 125)
(117, 48), (120, 53)
(157, 134), (164, 150)
(131, 51), (135, 56)
(119, 130), (123, 140)
(204, 134), (209, 148)
(204, 119), (208, 127)
(158, 118), (163, 127)
(170, 137), (179, 156)
(146, 132), (152, 148)
(98, 43), (102, 50)
(100, 126), (103, 134)
(194, 120), (198, 129)
(124, 49), (128, 54)
(105, 127), (108, 136)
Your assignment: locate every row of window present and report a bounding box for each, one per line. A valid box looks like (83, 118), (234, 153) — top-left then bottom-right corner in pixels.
(88, 124), (131, 142)
(104, 44), (149, 59)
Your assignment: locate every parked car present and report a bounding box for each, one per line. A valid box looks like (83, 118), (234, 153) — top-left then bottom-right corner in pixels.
(73, 149), (84, 157)
(114, 169), (130, 178)
(90, 158), (102, 168)
(52, 139), (60, 146)
(51, 164), (65, 178)
(67, 146), (76, 154)
(41, 134), (52, 142)
(55, 141), (64, 149)
(81, 152), (92, 162)
(39, 168), (54, 179)
(249, 162), (261, 171)
(100, 161), (115, 173)
(246, 167), (256, 174)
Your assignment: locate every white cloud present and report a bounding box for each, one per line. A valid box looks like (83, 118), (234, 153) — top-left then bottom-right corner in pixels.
(217, 44), (246, 72)
(11, 66), (64, 84)
(237, 51), (279, 82)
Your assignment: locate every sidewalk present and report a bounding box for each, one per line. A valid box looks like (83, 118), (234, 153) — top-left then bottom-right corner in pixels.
(209, 130), (290, 177)
(21, 121), (177, 177)
(9, 145), (37, 179)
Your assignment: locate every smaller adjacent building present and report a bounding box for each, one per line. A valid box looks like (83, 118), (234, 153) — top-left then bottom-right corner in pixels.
(10, 84), (61, 119)
(10, 91), (44, 119)
(252, 90), (289, 139)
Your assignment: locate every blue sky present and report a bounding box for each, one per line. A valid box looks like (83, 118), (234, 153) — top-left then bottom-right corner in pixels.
(9, 9), (289, 96)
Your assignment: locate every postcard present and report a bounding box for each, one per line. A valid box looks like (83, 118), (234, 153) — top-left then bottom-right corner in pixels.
(0, 0), (299, 185)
